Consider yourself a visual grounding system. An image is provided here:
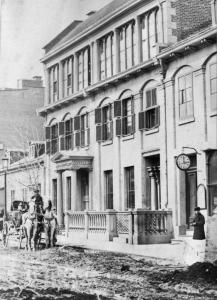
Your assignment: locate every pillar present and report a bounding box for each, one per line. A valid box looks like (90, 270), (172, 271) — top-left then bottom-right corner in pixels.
(57, 170), (64, 226)
(114, 28), (120, 74)
(135, 16), (142, 64)
(71, 169), (77, 211)
(59, 61), (63, 99)
(73, 53), (78, 93)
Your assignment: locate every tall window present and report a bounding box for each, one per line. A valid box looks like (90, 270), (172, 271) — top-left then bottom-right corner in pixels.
(114, 91), (135, 136)
(210, 63), (217, 111)
(99, 33), (114, 80)
(51, 124), (59, 154)
(104, 170), (113, 209)
(59, 117), (73, 151)
(95, 103), (113, 142)
(178, 73), (193, 120)
(119, 21), (135, 72)
(74, 113), (90, 148)
(49, 64), (59, 103)
(139, 87), (160, 130)
(45, 123), (59, 155)
(141, 9), (160, 61)
(125, 167), (135, 209)
(78, 47), (91, 91)
(63, 56), (73, 97)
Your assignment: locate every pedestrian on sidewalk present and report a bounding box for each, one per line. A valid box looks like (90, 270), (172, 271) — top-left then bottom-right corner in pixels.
(192, 207), (205, 240)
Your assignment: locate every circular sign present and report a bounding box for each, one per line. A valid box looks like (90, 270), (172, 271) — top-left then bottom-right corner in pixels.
(176, 154), (191, 170)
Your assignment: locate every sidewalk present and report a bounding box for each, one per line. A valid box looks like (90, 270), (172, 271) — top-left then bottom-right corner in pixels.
(56, 234), (204, 266)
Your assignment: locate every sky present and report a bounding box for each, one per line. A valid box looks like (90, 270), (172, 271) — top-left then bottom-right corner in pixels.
(0, 0), (112, 88)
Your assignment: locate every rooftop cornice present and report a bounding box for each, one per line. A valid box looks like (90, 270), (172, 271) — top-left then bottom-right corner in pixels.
(158, 25), (217, 60)
(41, 0), (153, 63)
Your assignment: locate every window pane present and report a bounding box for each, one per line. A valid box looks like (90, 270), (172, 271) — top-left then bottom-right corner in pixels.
(211, 78), (217, 94)
(126, 24), (132, 69)
(149, 11), (156, 57)
(186, 87), (192, 102)
(120, 28), (125, 71)
(180, 103), (187, 119)
(83, 49), (88, 88)
(152, 89), (157, 106)
(179, 76), (185, 90)
(78, 54), (82, 90)
(210, 63), (217, 78)
(146, 90), (152, 107)
(211, 94), (217, 111)
(141, 16), (148, 61)
(99, 41), (105, 80)
(185, 74), (192, 89)
(186, 101), (193, 116)
(105, 36), (111, 78)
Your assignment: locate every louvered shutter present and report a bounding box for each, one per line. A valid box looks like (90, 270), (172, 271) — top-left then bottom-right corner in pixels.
(114, 100), (122, 117)
(155, 106), (160, 127)
(131, 114), (135, 134)
(60, 137), (65, 151)
(116, 118), (122, 136)
(95, 107), (102, 124)
(45, 126), (51, 140)
(87, 128), (90, 146)
(138, 111), (145, 130)
(74, 116), (80, 131)
(96, 124), (102, 142)
(75, 132), (80, 147)
(46, 140), (51, 154)
(59, 121), (65, 136)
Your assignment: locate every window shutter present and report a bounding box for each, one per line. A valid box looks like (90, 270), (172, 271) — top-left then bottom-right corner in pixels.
(116, 118), (122, 136)
(138, 111), (145, 130)
(114, 100), (122, 117)
(71, 118), (73, 132)
(96, 124), (102, 142)
(95, 107), (102, 124)
(110, 121), (113, 139)
(75, 132), (80, 147)
(132, 114), (135, 134)
(71, 133), (74, 150)
(87, 128), (90, 146)
(59, 121), (65, 136)
(45, 126), (51, 140)
(156, 106), (160, 127)
(60, 137), (65, 151)
(46, 140), (51, 154)
(74, 116), (80, 131)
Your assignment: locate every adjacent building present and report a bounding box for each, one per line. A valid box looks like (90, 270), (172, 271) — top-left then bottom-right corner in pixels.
(38, 0), (217, 246)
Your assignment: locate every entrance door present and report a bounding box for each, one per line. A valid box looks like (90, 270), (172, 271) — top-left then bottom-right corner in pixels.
(79, 169), (89, 210)
(186, 171), (197, 228)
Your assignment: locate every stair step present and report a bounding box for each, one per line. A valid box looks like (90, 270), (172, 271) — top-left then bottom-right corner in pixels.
(113, 236), (128, 244)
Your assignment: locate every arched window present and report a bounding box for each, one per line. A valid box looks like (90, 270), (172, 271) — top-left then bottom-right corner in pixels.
(139, 81), (160, 131)
(45, 119), (59, 155)
(62, 56), (74, 98)
(58, 114), (73, 151)
(114, 90), (135, 136)
(74, 108), (90, 148)
(209, 61), (217, 112)
(95, 98), (113, 142)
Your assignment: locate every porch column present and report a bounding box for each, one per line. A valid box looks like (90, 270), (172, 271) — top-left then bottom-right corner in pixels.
(147, 167), (158, 210)
(71, 169), (77, 211)
(88, 170), (93, 210)
(57, 170), (64, 226)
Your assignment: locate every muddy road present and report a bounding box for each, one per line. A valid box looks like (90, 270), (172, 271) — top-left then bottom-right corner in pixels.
(0, 245), (217, 299)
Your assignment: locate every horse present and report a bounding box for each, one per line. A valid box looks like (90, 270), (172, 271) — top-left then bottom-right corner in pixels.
(43, 203), (57, 248)
(21, 201), (43, 251)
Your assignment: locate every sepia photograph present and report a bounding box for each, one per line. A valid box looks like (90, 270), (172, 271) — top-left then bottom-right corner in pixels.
(0, 0), (217, 299)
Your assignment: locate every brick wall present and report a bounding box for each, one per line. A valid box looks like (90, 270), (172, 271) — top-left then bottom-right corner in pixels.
(174, 0), (212, 41)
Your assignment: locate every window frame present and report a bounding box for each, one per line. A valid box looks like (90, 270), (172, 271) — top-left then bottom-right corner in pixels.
(62, 56), (74, 98)
(74, 113), (90, 148)
(104, 170), (113, 209)
(95, 103), (113, 142)
(210, 62), (217, 112)
(178, 72), (194, 120)
(125, 166), (135, 210)
(77, 47), (91, 91)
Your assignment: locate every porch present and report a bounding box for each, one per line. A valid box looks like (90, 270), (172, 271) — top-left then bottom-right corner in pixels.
(64, 209), (173, 245)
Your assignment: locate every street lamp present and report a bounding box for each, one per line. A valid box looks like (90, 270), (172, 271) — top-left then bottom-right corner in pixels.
(2, 156), (9, 215)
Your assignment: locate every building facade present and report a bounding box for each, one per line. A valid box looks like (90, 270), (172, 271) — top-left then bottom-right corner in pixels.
(38, 0), (217, 245)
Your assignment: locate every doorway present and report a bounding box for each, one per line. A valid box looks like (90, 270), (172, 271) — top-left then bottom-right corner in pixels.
(77, 169), (89, 210)
(185, 155), (197, 228)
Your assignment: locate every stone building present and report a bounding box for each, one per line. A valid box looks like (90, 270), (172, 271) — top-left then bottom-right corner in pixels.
(38, 0), (217, 246)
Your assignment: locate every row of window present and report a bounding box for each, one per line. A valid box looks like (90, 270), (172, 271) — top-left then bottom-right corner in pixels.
(46, 89), (160, 155)
(48, 7), (161, 103)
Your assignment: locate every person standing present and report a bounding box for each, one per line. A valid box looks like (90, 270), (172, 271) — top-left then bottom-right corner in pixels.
(192, 207), (205, 240)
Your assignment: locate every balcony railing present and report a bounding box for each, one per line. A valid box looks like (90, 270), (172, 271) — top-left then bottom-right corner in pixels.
(65, 209), (173, 244)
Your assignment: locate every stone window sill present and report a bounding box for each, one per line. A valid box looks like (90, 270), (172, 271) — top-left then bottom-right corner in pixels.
(145, 127), (159, 135)
(122, 134), (135, 141)
(210, 110), (217, 117)
(102, 140), (113, 146)
(178, 117), (195, 126)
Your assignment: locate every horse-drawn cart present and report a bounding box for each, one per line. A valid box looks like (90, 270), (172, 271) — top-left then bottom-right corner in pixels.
(0, 201), (28, 248)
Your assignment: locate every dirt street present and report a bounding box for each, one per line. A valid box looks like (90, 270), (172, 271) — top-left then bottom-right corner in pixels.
(0, 245), (217, 299)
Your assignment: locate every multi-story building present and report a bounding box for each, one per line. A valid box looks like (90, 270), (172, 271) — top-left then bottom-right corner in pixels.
(38, 0), (217, 247)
